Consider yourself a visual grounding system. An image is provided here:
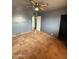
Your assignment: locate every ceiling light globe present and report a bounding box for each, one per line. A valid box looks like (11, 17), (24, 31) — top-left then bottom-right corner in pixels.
(35, 7), (39, 11)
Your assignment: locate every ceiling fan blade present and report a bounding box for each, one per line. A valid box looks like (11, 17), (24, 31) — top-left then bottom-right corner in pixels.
(39, 7), (44, 11)
(30, 0), (37, 5)
(40, 4), (48, 7)
(31, 1), (35, 5)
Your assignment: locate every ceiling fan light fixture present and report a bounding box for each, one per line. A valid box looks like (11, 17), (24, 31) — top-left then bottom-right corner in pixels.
(35, 7), (39, 11)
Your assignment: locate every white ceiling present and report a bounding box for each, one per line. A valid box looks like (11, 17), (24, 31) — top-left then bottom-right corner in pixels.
(13, 0), (67, 13)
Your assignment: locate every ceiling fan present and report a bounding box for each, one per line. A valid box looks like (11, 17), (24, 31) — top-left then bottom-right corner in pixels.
(26, 0), (48, 12)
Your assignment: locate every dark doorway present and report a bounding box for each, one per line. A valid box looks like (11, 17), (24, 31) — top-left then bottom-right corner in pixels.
(59, 14), (67, 45)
